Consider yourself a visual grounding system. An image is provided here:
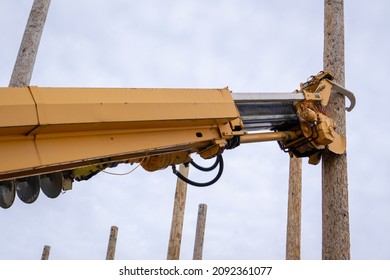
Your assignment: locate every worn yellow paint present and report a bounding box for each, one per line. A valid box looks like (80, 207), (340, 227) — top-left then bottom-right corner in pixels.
(0, 87), (241, 180)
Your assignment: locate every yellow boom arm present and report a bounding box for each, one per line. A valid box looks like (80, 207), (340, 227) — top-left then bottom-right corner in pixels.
(0, 87), (243, 180)
(0, 71), (355, 208)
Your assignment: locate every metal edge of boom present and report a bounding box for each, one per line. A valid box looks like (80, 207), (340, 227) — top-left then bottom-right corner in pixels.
(233, 92), (305, 102)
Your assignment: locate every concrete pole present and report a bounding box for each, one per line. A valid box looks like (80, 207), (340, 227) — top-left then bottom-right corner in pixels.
(167, 164), (189, 260)
(9, 0), (51, 87)
(40, 245), (51, 260)
(106, 226), (119, 260)
(322, 0), (350, 259)
(286, 157), (302, 260)
(193, 203), (207, 260)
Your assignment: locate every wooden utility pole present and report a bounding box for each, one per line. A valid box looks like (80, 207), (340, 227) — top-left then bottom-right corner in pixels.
(286, 157), (302, 260)
(167, 164), (189, 260)
(11, 0), (51, 260)
(193, 203), (207, 260)
(322, 0), (350, 259)
(9, 0), (51, 87)
(106, 226), (119, 260)
(41, 245), (51, 260)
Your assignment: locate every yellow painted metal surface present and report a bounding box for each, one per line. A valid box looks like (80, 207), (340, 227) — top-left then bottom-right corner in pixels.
(0, 73), (355, 180)
(0, 72), (356, 209)
(292, 71), (348, 160)
(0, 87), (38, 135)
(0, 86), (242, 180)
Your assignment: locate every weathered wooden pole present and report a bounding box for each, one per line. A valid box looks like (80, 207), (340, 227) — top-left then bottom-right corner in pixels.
(10, 1), (51, 257)
(9, 0), (51, 87)
(193, 203), (207, 260)
(167, 164), (189, 260)
(322, 0), (350, 259)
(285, 157), (302, 260)
(106, 226), (119, 260)
(40, 245), (51, 260)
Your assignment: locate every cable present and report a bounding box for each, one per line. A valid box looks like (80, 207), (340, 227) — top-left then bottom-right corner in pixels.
(102, 152), (149, 176)
(172, 155), (224, 187)
(190, 156), (219, 171)
(102, 163), (142, 176)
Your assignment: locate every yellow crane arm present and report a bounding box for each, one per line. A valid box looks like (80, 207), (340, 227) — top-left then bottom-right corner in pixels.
(0, 71), (355, 208)
(0, 86), (243, 181)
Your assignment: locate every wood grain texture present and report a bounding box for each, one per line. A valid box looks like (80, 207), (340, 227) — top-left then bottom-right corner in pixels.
(286, 157), (302, 260)
(167, 164), (189, 260)
(322, 0), (351, 260)
(41, 245), (51, 260)
(106, 226), (119, 260)
(9, 0), (51, 87)
(193, 204), (207, 260)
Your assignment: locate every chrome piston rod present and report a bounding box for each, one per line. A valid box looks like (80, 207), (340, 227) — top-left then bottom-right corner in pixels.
(240, 131), (295, 144)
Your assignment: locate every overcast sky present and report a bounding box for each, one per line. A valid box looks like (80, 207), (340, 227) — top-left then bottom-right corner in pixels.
(0, 0), (389, 260)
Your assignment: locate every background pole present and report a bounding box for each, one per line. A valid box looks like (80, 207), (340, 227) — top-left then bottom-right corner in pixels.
(193, 203), (207, 260)
(286, 157), (302, 260)
(9, 0), (51, 87)
(40, 245), (51, 260)
(106, 226), (119, 260)
(167, 164), (189, 260)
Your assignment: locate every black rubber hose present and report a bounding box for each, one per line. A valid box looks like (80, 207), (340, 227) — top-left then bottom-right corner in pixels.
(172, 155), (224, 187)
(190, 156), (219, 172)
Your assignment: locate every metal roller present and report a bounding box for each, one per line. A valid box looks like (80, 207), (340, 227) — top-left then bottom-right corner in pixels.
(0, 180), (16, 209)
(40, 172), (64, 199)
(15, 176), (40, 204)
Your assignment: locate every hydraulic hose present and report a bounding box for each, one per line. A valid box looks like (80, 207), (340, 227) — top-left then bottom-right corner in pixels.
(172, 155), (224, 187)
